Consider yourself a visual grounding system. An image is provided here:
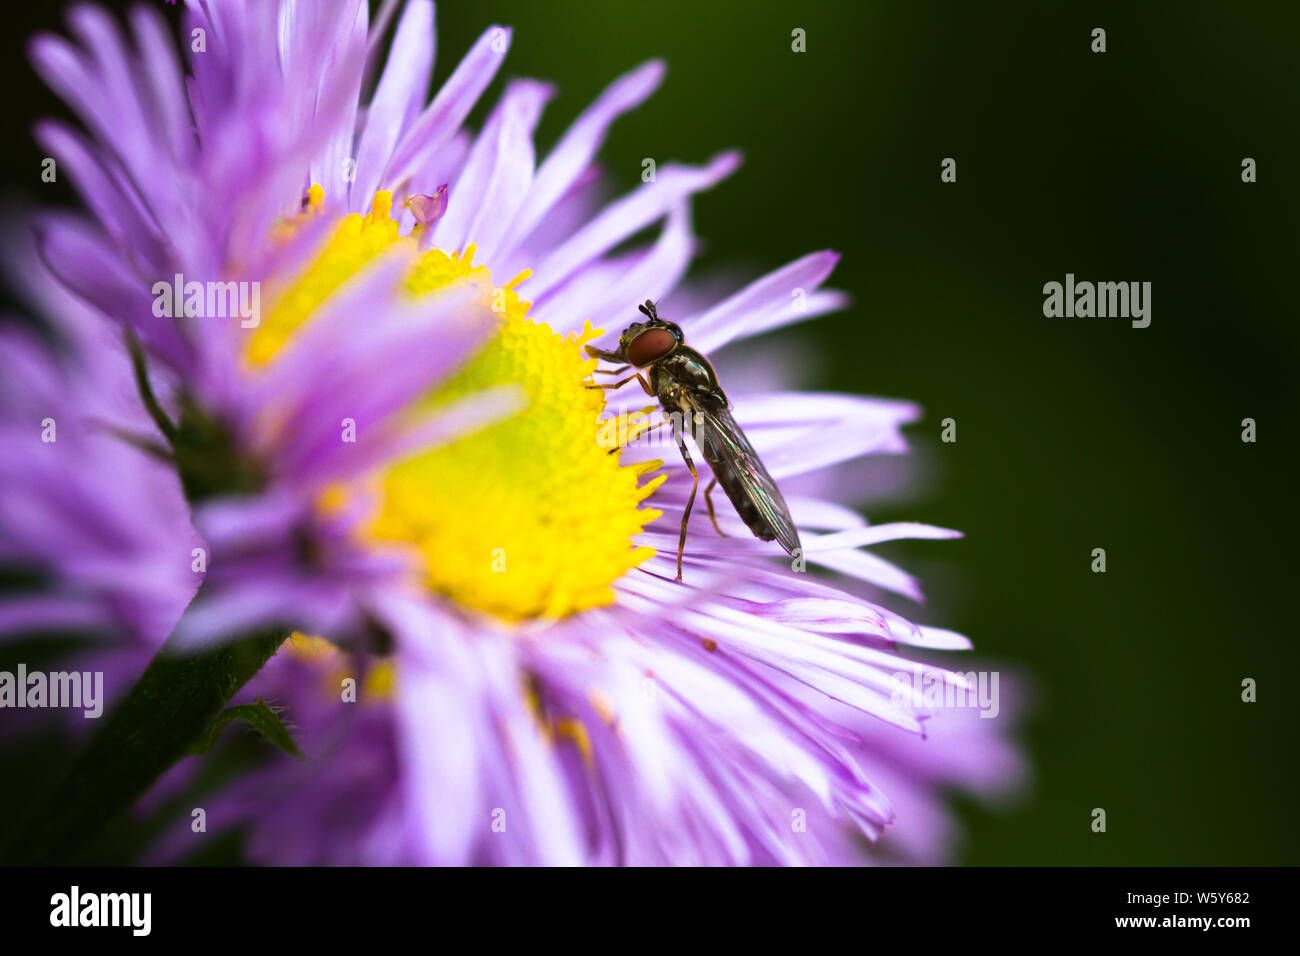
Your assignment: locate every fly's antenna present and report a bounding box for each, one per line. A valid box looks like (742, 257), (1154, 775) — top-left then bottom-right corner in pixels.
(638, 299), (659, 320)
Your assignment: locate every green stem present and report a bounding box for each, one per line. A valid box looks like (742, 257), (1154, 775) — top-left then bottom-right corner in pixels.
(125, 327), (177, 444)
(1, 583), (286, 864)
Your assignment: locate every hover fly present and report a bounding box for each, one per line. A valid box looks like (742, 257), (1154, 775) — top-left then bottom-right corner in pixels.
(586, 300), (801, 581)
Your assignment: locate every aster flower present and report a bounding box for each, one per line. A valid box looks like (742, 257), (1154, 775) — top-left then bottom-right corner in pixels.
(6, 0), (1024, 865)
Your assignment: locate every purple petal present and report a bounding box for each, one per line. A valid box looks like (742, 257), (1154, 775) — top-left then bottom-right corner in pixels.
(384, 25), (512, 190)
(502, 59), (666, 252)
(353, 0), (435, 207)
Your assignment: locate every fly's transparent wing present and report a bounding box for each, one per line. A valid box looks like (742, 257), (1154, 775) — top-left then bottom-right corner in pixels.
(686, 391), (801, 554)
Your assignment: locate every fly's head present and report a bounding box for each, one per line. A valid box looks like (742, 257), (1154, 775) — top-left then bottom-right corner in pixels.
(619, 300), (684, 367)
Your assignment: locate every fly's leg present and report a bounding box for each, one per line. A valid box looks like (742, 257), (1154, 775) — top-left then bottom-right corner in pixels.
(584, 344), (625, 363)
(673, 431), (699, 583)
(704, 478), (728, 537)
(592, 365), (630, 375)
(607, 416), (671, 454)
(585, 373), (654, 396)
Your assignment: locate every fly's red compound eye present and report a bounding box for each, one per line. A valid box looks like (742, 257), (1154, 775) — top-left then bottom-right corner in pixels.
(624, 327), (678, 367)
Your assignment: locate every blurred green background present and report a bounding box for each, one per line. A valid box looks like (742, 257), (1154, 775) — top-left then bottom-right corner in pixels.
(2, 1), (1297, 864)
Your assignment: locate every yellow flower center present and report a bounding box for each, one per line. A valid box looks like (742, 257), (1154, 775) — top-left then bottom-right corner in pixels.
(256, 191), (663, 621)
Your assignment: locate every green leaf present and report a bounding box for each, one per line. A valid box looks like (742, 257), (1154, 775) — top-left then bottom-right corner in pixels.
(187, 696), (305, 760)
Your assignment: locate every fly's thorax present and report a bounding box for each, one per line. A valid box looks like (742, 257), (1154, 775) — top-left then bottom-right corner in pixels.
(649, 372), (692, 417)
(654, 347), (723, 395)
